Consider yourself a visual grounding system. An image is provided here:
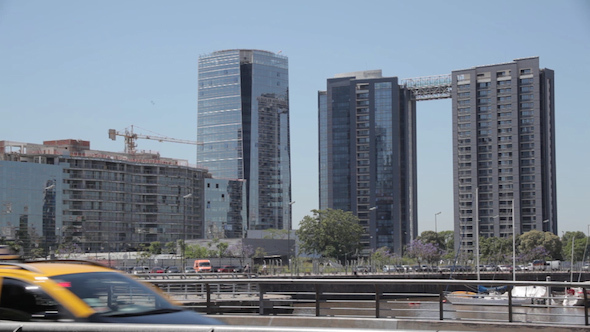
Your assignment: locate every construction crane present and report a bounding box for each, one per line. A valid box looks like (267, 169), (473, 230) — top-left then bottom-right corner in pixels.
(108, 125), (201, 154)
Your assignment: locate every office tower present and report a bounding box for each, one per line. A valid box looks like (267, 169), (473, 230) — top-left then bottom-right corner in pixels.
(1, 139), (209, 253)
(451, 57), (556, 254)
(318, 70), (417, 254)
(204, 178), (247, 239)
(197, 50), (292, 232)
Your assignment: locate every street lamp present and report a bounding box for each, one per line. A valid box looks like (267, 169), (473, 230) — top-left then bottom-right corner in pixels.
(287, 201), (296, 274)
(434, 212), (441, 233)
(512, 199), (516, 281)
(182, 193), (193, 272)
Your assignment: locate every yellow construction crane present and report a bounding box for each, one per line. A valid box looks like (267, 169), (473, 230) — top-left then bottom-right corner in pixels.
(108, 125), (201, 154)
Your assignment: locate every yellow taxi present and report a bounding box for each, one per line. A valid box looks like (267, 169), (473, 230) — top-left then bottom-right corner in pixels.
(0, 259), (222, 325)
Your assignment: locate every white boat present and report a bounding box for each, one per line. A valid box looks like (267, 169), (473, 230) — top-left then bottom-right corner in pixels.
(445, 285), (549, 306)
(554, 287), (587, 306)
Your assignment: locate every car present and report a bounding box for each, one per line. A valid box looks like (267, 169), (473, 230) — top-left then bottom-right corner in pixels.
(184, 266), (196, 273)
(165, 266), (180, 273)
(150, 266), (165, 273)
(0, 259), (223, 324)
(217, 265), (238, 273)
(131, 266), (149, 274)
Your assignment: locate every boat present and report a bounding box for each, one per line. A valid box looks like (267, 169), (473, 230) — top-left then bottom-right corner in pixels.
(445, 285), (549, 306)
(554, 287), (587, 306)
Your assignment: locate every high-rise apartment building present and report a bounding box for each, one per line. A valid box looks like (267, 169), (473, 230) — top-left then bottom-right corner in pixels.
(451, 57), (556, 254)
(318, 70), (417, 254)
(0, 140), (210, 254)
(197, 49), (292, 232)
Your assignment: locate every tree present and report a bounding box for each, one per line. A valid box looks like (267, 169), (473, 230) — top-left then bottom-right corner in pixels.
(185, 244), (209, 259)
(147, 241), (162, 255)
(518, 230), (562, 260)
(417, 231), (445, 249)
(165, 241), (177, 254)
(562, 231), (588, 262)
(480, 236), (512, 264)
(405, 239), (442, 264)
(439, 230), (455, 262)
(296, 209), (363, 262)
(227, 242), (254, 267)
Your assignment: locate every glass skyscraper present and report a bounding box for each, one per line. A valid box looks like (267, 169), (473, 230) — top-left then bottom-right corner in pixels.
(318, 70), (417, 254)
(197, 50), (292, 232)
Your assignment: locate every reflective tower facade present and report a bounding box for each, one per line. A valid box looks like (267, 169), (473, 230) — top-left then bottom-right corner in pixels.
(197, 50), (291, 232)
(318, 70), (417, 254)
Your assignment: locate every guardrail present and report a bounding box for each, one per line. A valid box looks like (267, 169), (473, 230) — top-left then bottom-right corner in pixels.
(145, 277), (590, 327)
(0, 321), (407, 332)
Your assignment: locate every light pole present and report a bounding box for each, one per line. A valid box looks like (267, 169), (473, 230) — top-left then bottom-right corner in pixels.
(434, 212), (441, 233)
(182, 193), (192, 272)
(287, 201), (295, 275)
(512, 199), (516, 281)
(369, 207), (377, 250)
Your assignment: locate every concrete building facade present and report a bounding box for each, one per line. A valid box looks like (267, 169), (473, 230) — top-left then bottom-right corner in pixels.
(0, 140), (210, 255)
(451, 57), (556, 254)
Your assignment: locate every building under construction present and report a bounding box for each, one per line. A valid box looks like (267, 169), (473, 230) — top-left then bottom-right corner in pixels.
(0, 139), (211, 255)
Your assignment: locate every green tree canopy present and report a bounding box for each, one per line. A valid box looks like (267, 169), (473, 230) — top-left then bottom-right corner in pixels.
(479, 236), (508, 264)
(147, 241), (162, 255)
(185, 244), (209, 259)
(296, 209), (363, 262)
(417, 231), (445, 249)
(519, 230), (562, 260)
(562, 231), (588, 262)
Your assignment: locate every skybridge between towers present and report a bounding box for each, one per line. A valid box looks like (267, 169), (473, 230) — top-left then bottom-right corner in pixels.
(401, 74), (452, 100)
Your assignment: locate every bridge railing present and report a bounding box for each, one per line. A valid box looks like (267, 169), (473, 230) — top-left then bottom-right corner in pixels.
(145, 277), (590, 327)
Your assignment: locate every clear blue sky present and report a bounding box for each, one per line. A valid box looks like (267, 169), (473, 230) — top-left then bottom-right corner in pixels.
(1, 0), (589, 234)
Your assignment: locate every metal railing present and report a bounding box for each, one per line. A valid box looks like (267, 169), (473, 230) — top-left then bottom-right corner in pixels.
(145, 277), (590, 327)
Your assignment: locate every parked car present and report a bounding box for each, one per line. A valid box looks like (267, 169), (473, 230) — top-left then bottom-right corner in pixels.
(165, 266), (180, 273)
(498, 265), (512, 272)
(353, 266), (370, 273)
(150, 266), (165, 273)
(0, 259), (223, 324)
(217, 265), (238, 273)
(184, 267), (196, 273)
(131, 266), (149, 275)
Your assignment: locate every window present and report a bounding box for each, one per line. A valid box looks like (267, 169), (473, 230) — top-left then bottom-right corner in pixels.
(520, 102), (534, 109)
(0, 278), (70, 321)
(497, 80), (511, 86)
(497, 96), (511, 102)
(520, 69), (532, 75)
(478, 98), (491, 104)
(520, 78), (534, 84)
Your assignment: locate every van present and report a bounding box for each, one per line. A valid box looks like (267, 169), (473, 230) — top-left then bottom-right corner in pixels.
(193, 259), (212, 272)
